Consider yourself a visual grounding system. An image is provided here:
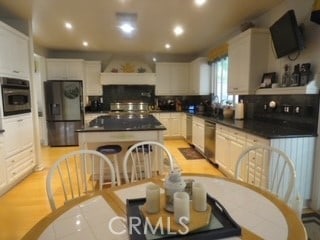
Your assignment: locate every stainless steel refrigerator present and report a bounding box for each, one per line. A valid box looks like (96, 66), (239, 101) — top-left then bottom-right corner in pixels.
(44, 80), (84, 146)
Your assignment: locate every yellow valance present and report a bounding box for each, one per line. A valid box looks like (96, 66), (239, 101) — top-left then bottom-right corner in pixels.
(208, 43), (228, 63)
(311, 0), (320, 24)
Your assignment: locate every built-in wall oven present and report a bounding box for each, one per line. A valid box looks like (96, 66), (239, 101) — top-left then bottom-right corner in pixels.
(204, 120), (216, 163)
(1, 77), (31, 116)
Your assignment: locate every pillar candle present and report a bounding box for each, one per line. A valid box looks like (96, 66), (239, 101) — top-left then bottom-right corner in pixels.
(145, 183), (160, 214)
(174, 191), (190, 224)
(192, 182), (207, 212)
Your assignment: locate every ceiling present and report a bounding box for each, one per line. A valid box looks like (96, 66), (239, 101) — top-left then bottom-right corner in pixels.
(0, 0), (284, 55)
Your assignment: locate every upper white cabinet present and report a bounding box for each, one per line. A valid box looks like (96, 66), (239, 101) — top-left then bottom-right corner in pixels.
(189, 57), (210, 95)
(155, 62), (189, 95)
(0, 21), (30, 79)
(228, 28), (270, 95)
(46, 59), (84, 80)
(84, 61), (102, 96)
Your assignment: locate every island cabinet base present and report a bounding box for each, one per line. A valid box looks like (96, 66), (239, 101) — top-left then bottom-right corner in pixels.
(78, 130), (165, 179)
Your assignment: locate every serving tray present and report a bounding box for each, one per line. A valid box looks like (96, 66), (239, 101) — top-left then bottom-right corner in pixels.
(126, 194), (241, 240)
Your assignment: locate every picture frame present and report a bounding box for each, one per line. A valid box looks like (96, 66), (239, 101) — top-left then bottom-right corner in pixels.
(260, 72), (276, 88)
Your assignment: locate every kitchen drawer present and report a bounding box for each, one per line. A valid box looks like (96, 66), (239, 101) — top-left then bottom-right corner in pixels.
(229, 128), (246, 141)
(6, 148), (34, 177)
(246, 133), (269, 146)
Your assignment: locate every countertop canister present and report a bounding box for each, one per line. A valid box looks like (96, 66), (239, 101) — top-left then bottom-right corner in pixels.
(164, 170), (186, 212)
(234, 100), (244, 120)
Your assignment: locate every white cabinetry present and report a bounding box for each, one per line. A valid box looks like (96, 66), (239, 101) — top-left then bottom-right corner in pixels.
(228, 28), (270, 94)
(215, 124), (246, 176)
(0, 133), (6, 194)
(155, 63), (189, 95)
(153, 112), (182, 137)
(1, 113), (35, 196)
(181, 113), (186, 139)
(84, 61), (102, 96)
(189, 57), (210, 95)
(0, 21), (30, 79)
(46, 59), (84, 80)
(192, 116), (205, 153)
(215, 123), (315, 203)
(6, 147), (34, 184)
(3, 114), (34, 158)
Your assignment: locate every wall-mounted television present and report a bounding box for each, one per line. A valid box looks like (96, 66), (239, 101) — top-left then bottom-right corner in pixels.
(269, 9), (304, 59)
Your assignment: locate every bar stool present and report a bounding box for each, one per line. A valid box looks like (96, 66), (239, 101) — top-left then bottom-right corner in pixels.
(96, 145), (122, 186)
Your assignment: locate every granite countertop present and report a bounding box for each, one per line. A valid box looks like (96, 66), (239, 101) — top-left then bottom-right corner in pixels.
(83, 110), (316, 138)
(192, 113), (317, 139)
(77, 114), (166, 132)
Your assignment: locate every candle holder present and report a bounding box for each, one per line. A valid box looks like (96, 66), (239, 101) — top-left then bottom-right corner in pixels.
(145, 183), (160, 214)
(140, 193), (211, 234)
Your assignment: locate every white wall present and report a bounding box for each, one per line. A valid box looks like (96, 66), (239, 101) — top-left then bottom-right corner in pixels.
(254, 0), (320, 210)
(254, 0), (319, 77)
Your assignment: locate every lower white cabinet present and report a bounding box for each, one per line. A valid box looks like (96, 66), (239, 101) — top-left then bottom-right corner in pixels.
(152, 112), (182, 137)
(181, 113), (186, 139)
(0, 113), (35, 196)
(3, 114), (34, 158)
(215, 125), (246, 176)
(215, 123), (316, 203)
(6, 147), (34, 184)
(0, 133), (6, 194)
(192, 116), (205, 153)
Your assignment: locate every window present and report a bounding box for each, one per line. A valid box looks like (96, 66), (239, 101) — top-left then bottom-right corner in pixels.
(210, 56), (238, 105)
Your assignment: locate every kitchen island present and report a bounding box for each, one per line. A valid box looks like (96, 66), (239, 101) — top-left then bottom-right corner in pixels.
(76, 113), (166, 173)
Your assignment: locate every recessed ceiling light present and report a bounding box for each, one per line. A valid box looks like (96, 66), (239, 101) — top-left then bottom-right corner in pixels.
(153, 57), (157, 62)
(173, 26), (184, 36)
(119, 23), (135, 34)
(65, 22), (73, 30)
(116, 12), (137, 35)
(165, 43), (171, 49)
(82, 41), (88, 47)
(194, 0), (207, 6)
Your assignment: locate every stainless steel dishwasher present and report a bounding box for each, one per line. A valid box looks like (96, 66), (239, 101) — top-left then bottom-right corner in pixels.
(204, 120), (216, 163)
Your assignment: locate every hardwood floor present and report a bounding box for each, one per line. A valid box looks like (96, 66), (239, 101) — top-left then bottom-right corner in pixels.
(0, 139), (223, 240)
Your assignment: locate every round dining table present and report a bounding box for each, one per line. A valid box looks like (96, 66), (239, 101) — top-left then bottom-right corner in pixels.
(22, 173), (307, 240)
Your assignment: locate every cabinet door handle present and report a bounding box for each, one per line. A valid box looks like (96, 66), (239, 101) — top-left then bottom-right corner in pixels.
(13, 70), (20, 73)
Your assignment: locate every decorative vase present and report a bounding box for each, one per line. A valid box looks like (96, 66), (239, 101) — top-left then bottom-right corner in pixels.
(164, 170), (186, 212)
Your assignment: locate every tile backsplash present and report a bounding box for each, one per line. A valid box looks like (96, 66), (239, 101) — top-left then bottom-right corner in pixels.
(240, 94), (319, 132)
(102, 85), (155, 110)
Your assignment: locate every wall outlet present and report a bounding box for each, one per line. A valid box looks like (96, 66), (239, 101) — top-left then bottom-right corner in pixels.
(294, 106), (301, 114)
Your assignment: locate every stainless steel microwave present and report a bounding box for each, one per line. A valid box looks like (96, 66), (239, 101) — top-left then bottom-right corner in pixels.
(1, 77), (31, 116)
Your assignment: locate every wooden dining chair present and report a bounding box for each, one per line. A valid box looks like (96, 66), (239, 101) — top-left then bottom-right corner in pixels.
(46, 150), (116, 211)
(123, 141), (174, 183)
(234, 145), (296, 203)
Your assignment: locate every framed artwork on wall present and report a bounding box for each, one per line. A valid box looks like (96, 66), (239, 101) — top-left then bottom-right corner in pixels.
(260, 72), (276, 88)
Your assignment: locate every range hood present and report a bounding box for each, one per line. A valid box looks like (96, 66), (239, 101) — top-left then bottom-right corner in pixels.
(100, 72), (156, 85)
(101, 60), (155, 85)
